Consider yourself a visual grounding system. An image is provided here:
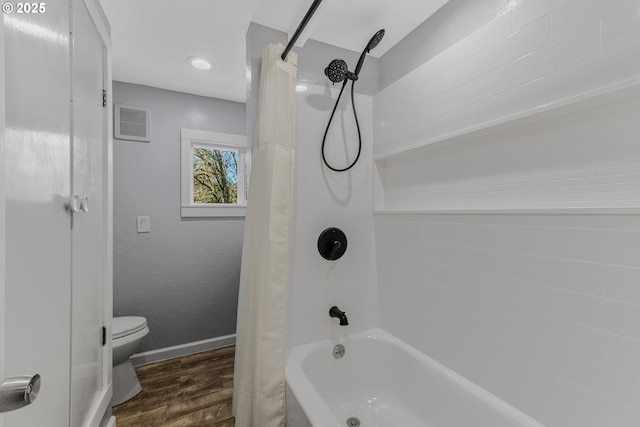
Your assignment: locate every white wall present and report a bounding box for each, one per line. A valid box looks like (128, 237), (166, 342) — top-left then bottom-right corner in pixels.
(287, 83), (378, 347)
(374, 0), (640, 425)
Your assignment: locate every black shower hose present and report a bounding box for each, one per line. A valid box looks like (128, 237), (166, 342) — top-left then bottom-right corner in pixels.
(321, 78), (362, 172)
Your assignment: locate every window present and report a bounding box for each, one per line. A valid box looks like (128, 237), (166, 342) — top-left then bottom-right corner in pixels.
(180, 128), (247, 217)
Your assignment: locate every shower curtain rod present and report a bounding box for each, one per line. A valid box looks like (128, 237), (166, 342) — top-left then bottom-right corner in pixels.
(281, 0), (324, 61)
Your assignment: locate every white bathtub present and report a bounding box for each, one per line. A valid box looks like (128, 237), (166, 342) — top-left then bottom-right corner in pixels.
(286, 328), (545, 427)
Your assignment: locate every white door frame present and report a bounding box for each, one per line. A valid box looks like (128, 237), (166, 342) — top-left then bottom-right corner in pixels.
(0, 11), (7, 427)
(77, 0), (114, 425)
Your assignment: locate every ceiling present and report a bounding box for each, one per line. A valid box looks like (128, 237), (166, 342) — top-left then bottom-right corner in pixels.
(99, 0), (449, 103)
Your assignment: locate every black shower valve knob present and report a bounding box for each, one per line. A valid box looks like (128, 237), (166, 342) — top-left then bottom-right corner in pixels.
(318, 227), (348, 261)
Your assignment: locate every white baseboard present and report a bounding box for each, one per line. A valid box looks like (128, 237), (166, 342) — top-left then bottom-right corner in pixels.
(131, 334), (236, 366)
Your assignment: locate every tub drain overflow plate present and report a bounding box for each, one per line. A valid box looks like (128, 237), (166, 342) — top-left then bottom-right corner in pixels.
(347, 417), (361, 427)
(333, 344), (346, 359)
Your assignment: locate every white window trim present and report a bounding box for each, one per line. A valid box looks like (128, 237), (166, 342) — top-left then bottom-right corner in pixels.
(180, 128), (247, 218)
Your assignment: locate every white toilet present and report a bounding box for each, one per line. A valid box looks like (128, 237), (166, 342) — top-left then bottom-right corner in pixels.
(111, 316), (149, 406)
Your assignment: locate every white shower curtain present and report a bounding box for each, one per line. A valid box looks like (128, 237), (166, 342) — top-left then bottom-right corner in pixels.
(233, 43), (297, 427)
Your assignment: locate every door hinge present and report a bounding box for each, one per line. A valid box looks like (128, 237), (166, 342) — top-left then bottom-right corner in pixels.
(102, 326), (106, 346)
(102, 89), (107, 108)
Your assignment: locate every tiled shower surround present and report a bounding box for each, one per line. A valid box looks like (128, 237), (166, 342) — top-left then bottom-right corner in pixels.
(372, 0), (640, 426)
(376, 213), (640, 426)
(376, 0), (640, 158)
(375, 0), (640, 212)
(288, 83), (378, 348)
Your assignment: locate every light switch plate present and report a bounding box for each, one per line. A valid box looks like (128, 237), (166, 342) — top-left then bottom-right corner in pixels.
(137, 216), (150, 233)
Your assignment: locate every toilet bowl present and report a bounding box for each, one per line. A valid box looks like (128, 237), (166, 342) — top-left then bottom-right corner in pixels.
(111, 316), (149, 406)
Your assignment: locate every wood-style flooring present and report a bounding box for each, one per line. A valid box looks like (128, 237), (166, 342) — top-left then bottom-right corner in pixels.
(112, 346), (236, 427)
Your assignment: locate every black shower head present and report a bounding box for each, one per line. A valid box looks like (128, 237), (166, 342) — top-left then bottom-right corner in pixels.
(366, 29), (385, 53)
(354, 28), (385, 76)
(324, 59), (349, 83)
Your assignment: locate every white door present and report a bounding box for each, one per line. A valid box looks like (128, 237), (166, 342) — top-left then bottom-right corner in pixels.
(69, 0), (107, 424)
(2, 4), (74, 426)
(0, 0), (111, 427)
(1, 1), (111, 425)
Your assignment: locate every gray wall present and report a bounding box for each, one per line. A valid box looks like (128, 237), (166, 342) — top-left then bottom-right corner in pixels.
(112, 81), (246, 351)
(380, 0), (507, 88)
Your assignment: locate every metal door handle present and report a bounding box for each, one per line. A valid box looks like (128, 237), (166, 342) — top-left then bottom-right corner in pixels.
(80, 196), (89, 213)
(67, 195), (81, 213)
(66, 195), (89, 213)
(0, 374), (41, 413)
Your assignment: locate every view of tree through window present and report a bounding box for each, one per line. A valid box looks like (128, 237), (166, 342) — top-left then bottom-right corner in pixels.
(193, 147), (238, 204)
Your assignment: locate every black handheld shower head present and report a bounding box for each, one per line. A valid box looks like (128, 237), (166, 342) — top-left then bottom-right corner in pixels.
(354, 29), (385, 76)
(366, 29), (385, 53)
(321, 29), (385, 172)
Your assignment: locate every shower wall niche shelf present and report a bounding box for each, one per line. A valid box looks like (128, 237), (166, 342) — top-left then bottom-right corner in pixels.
(373, 77), (640, 214)
(374, 77), (640, 162)
(373, 208), (640, 216)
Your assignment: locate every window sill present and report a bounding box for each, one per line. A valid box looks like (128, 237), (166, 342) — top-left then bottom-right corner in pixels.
(181, 204), (246, 218)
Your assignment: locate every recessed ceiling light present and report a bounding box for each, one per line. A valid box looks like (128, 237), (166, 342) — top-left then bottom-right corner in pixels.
(186, 56), (214, 71)
(295, 84), (308, 93)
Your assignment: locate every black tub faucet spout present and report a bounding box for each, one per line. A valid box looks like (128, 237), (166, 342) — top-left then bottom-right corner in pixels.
(329, 306), (349, 326)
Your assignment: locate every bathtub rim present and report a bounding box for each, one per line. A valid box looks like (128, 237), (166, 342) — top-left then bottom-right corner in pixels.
(285, 328), (546, 427)
(285, 343), (336, 425)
